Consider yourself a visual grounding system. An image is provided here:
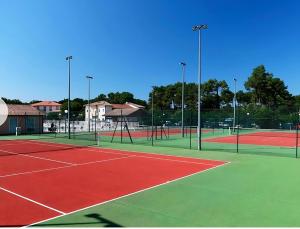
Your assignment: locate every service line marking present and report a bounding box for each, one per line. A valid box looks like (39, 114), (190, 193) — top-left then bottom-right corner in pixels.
(25, 161), (229, 228)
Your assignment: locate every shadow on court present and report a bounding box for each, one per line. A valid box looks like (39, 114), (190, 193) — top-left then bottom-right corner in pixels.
(30, 213), (122, 227)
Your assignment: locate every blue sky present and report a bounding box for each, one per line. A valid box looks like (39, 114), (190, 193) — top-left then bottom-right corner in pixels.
(0, 0), (299, 102)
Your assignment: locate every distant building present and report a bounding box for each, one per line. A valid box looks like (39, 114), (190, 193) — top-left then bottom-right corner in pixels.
(31, 101), (61, 113)
(104, 108), (146, 123)
(0, 104), (44, 135)
(84, 101), (145, 122)
(85, 101), (112, 121)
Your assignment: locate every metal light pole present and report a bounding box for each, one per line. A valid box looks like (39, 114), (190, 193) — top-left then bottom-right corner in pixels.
(192, 24), (208, 150)
(180, 62), (186, 137)
(66, 56), (72, 139)
(86, 76), (94, 132)
(233, 78), (237, 131)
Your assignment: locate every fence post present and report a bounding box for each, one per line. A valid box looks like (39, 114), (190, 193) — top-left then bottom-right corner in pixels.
(94, 116), (97, 141)
(121, 109), (123, 143)
(189, 126), (192, 149)
(296, 123), (299, 158)
(167, 126), (170, 139)
(236, 105), (239, 153)
(147, 125), (149, 141)
(237, 125), (239, 153)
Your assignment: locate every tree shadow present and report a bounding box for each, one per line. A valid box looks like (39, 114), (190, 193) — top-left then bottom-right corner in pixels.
(30, 213), (122, 227)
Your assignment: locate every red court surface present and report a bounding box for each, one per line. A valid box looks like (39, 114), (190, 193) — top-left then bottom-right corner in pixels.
(101, 128), (212, 138)
(0, 140), (227, 227)
(204, 132), (300, 147)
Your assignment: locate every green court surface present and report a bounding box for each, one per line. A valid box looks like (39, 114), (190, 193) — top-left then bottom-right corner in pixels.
(2, 135), (300, 227)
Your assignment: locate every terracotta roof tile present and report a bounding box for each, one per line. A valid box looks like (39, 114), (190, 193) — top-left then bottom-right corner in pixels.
(7, 104), (44, 116)
(111, 104), (131, 109)
(31, 101), (61, 106)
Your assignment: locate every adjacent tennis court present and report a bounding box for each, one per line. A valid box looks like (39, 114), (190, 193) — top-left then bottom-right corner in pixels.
(204, 129), (300, 147)
(0, 139), (226, 227)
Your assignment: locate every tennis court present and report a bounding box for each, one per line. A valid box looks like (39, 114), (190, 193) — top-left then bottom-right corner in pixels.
(0, 139), (226, 227)
(204, 129), (300, 147)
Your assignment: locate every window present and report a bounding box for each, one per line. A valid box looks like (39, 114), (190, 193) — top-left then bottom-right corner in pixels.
(43, 106), (46, 111)
(49, 107), (52, 111)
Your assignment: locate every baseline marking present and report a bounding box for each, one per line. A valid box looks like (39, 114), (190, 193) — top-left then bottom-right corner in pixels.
(0, 187), (66, 215)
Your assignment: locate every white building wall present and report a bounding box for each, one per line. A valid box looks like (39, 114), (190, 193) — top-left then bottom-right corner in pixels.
(85, 105), (112, 121)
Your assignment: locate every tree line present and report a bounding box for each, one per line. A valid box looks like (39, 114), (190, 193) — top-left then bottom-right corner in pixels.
(149, 65), (299, 112)
(2, 65), (300, 126)
(148, 65), (300, 128)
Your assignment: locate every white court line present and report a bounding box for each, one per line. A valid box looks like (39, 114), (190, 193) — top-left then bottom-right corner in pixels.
(0, 149), (74, 166)
(0, 165), (74, 178)
(97, 146), (230, 164)
(0, 155), (135, 178)
(0, 187), (66, 215)
(0, 143), (30, 147)
(26, 162), (230, 228)
(25, 140), (225, 166)
(77, 155), (135, 166)
(0, 151), (213, 178)
(26, 139), (228, 163)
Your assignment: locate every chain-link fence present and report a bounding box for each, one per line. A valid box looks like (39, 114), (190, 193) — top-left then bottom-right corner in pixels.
(26, 107), (300, 158)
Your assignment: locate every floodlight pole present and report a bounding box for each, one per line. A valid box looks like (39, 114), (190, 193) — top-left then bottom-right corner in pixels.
(180, 62), (186, 137)
(233, 78), (237, 131)
(193, 24), (208, 151)
(86, 76), (94, 132)
(66, 56), (72, 139)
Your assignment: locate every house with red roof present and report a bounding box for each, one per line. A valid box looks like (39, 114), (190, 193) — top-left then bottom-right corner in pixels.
(0, 104), (44, 135)
(31, 101), (61, 113)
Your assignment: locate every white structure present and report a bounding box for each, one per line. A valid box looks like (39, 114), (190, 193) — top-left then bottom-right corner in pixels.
(84, 101), (145, 122)
(85, 101), (112, 121)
